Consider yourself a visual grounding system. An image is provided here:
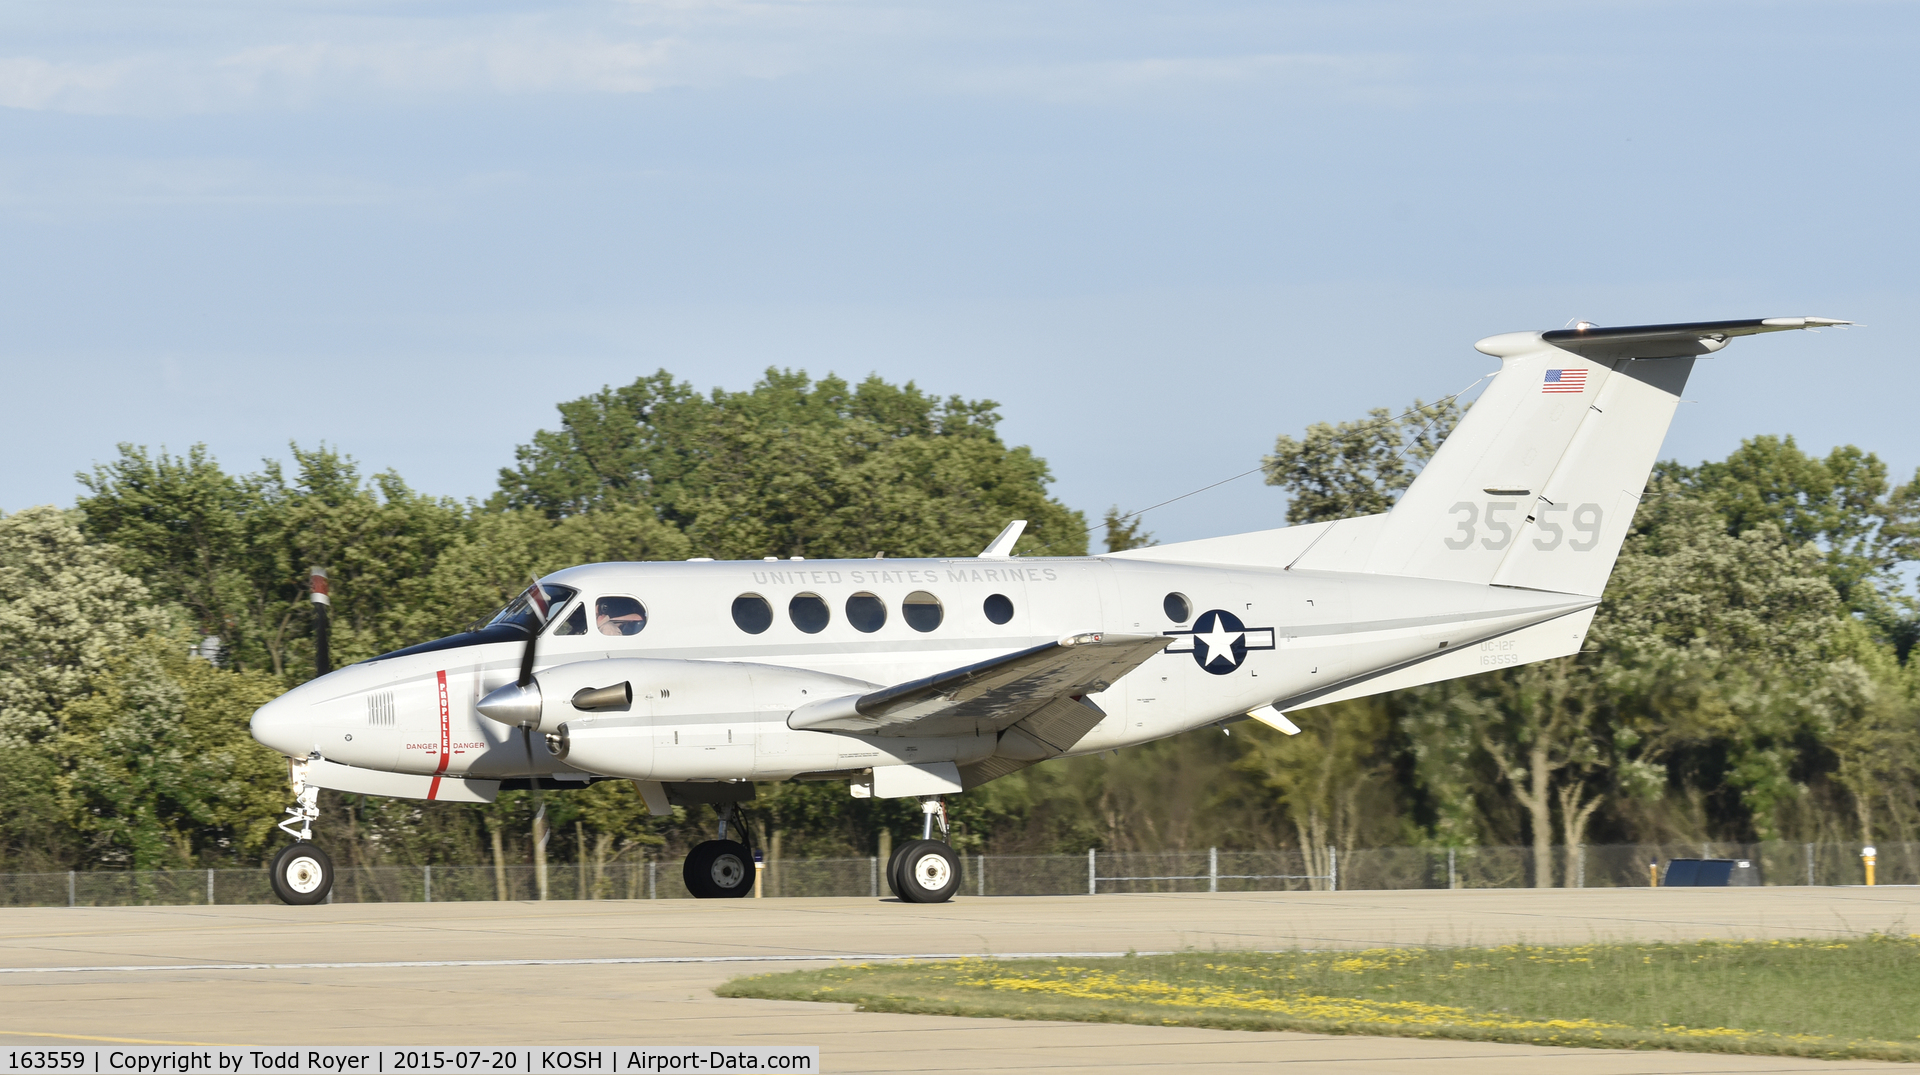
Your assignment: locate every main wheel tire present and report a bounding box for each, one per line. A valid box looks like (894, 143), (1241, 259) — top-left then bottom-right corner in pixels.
(895, 840), (961, 904)
(884, 840), (914, 898)
(683, 839), (755, 899)
(270, 841), (334, 906)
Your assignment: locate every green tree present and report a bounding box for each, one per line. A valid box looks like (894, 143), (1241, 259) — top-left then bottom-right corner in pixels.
(496, 369), (1087, 559)
(574, 780), (669, 896)
(78, 444), (468, 675)
(1595, 486), (1857, 844)
(1233, 699), (1405, 886)
(73, 445), (255, 660)
(1662, 435), (1920, 642)
(1262, 398), (1464, 524)
(0, 507), (288, 870)
(0, 507), (167, 746)
(1102, 507), (1153, 553)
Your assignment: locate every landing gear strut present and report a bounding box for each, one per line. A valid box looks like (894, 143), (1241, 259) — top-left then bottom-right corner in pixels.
(891, 797), (961, 904)
(271, 756), (335, 906)
(683, 803), (755, 899)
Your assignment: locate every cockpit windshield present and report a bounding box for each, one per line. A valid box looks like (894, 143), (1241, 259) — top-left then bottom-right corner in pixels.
(484, 584), (579, 633)
(361, 583), (580, 664)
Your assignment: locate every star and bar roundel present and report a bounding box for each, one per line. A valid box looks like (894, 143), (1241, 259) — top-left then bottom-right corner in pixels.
(1163, 609), (1277, 675)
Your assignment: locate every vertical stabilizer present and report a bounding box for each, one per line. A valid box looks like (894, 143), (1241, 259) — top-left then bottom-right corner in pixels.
(1363, 317), (1845, 596)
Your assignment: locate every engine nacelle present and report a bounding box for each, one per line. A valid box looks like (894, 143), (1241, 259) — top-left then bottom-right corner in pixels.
(479, 655), (864, 736)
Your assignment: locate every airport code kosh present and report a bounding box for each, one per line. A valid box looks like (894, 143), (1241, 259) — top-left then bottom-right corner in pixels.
(8, 1050), (818, 1075)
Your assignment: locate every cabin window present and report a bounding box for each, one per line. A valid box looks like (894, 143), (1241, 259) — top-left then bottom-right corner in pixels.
(596, 596), (648, 636)
(983, 593), (1014, 625)
(552, 603), (588, 636)
(1164, 592), (1192, 623)
(846, 592), (887, 633)
(732, 594), (774, 634)
(789, 593), (831, 634)
(903, 591), (943, 632)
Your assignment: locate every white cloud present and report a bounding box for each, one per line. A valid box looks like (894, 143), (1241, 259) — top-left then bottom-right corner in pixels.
(0, 56), (149, 113)
(952, 52), (1422, 107)
(0, 1), (1463, 116)
(0, 2), (822, 115)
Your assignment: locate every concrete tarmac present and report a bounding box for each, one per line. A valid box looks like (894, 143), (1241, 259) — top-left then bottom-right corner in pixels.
(0, 887), (1914, 1073)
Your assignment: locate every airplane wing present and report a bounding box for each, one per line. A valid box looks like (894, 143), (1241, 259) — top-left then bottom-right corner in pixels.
(787, 632), (1170, 738)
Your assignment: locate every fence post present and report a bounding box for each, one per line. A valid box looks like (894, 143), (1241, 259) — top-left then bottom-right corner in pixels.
(1329, 848), (1338, 892)
(977, 854), (985, 897)
(1447, 847), (1457, 889)
(67, 870), (74, 908)
(648, 860), (657, 900)
(424, 865), (432, 904)
(1208, 847), (1218, 893)
(1805, 842), (1814, 886)
(1088, 849), (1097, 895)
(869, 856), (878, 898)
(207, 868), (214, 906)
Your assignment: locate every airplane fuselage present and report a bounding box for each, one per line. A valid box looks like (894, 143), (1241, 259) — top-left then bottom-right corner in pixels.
(252, 552), (1594, 788)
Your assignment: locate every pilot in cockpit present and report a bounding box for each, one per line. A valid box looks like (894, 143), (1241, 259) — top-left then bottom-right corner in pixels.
(596, 596), (648, 636)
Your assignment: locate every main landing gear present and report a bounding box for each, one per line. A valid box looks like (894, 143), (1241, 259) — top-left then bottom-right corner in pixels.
(271, 757), (336, 906)
(887, 797), (961, 904)
(683, 803), (755, 899)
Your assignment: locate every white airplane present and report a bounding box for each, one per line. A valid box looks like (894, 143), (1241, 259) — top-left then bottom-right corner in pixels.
(250, 316), (1846, 905)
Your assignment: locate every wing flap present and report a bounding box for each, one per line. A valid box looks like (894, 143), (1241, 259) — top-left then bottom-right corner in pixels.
(789, 632), (1168, 738)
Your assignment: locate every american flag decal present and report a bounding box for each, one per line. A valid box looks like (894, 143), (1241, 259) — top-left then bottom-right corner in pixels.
(1543, 368), (1588, 393)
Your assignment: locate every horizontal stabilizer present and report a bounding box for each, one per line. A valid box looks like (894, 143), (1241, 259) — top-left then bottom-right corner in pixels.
(1532, 317), (1849, 361)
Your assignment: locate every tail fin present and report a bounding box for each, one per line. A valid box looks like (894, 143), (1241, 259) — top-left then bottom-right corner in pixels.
(1364, 317), (1846, 596)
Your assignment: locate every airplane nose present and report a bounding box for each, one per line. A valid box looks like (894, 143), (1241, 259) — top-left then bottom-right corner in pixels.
(250, 691), (316, 758)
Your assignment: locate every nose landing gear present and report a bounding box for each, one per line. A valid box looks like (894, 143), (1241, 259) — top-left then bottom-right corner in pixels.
(271, 757), (336, 906)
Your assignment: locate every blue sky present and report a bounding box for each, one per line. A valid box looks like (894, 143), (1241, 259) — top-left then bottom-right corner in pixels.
(2, 1), (1912, 544)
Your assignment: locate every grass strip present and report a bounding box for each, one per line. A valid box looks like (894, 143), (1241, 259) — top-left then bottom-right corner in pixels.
(718, 936), (1920, 1061)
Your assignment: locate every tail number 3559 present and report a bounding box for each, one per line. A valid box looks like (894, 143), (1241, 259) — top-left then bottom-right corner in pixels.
(1444, 501), (1603, 552)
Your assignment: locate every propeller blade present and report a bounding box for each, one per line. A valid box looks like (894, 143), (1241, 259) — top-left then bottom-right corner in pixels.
(518, 575), (550, 689)
(517, 626), (539, 688)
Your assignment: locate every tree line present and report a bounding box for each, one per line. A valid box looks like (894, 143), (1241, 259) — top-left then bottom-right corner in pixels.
(0, 369), (1914, 885)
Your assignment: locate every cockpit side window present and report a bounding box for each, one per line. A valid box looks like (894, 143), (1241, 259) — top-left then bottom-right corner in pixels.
(552, 603), (588, 636)
(597, 595), (648, 636)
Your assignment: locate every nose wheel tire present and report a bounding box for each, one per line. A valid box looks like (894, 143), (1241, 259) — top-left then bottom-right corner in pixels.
(683, 839), (754, 898)
(893, 840), (961, 903)
(270, 841), (334, 906)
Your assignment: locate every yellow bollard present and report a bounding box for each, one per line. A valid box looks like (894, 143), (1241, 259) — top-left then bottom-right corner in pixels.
(1863, 846), (1877, 887)
(1649, 861), (1659, 888)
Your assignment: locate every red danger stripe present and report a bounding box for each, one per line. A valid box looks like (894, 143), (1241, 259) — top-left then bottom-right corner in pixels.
(428, 670), (451, 800)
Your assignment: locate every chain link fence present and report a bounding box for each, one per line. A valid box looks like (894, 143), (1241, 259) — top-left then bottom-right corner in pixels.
(1, 840), (1904, 908)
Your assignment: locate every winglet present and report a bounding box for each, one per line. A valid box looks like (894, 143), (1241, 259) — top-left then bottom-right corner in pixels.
(978, 520), (1027, 558)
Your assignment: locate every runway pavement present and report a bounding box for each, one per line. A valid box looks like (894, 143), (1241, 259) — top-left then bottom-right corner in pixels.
(0, 887), (1914, 1073)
